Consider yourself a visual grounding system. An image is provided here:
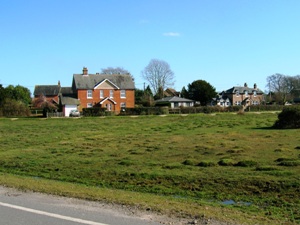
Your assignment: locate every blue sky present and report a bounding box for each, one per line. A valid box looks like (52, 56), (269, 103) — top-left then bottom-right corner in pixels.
(1, 0), (300, 95)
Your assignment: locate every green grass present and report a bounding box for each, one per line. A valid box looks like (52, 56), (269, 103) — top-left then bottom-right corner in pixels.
(0, 113), (299, 224)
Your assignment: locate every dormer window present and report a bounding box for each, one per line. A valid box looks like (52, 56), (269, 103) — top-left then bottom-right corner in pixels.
(253, 90), (257, 97)
(236, 90), (239, 96)
(244, 90), (248, 97)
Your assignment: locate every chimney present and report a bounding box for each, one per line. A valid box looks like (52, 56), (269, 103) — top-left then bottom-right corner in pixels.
(82, 67), (88, 75)
(244, 83), (248, 87)
(254, 83), (257, 89)
(58, 80), (61, 87)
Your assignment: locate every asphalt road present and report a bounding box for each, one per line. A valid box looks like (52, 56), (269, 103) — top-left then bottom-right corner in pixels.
(0, 186), (165, 225)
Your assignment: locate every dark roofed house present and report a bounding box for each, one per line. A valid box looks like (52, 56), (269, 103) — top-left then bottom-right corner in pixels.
(164, 88), (180, 97)
(33, 83), (60, 105)
(33, 67), (136, 116)
(72, 67), (135, 113)
(221, 83), (264, 106)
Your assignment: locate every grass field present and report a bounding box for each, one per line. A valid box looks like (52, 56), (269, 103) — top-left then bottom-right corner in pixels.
(0, 113), (299, 224)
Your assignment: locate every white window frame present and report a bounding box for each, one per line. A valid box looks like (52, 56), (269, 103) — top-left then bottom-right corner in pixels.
(109, 90), (114, 98)
(100, 90), (104, 98)
(236, 91), (239, 96)
(244, 90), (248, 97)
(120, 90), (126, 98)
(87, 103), (93, 108)
(87, 90), (93, 99)
(253, 90), (257, 97)
(120, 102), (126, 108)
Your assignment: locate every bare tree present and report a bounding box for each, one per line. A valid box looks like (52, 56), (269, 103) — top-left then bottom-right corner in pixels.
(141, 59), (175, 96)
(101, 67), (134, 80)
(101, 67), (129, 74)
(266, 73), (299, 104)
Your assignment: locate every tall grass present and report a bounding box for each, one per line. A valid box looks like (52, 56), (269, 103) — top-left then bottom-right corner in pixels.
(0, 113), (299, 224)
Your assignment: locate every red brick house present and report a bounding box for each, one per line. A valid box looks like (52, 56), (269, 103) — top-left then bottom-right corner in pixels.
(33, 67), (135, 115)
(219, 83), (264, 106)
(33, 83), (60, 105)
(73, 67), (135, 113)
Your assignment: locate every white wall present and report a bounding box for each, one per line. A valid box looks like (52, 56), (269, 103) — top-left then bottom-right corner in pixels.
(64, 105), (78, 117)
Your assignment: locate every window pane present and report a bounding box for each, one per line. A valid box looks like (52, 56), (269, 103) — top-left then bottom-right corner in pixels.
(87, 90), (92, 98)
(121, 90), (126, 98)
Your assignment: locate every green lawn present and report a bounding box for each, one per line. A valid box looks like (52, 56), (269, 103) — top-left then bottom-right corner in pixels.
(0, 113), (299, 224)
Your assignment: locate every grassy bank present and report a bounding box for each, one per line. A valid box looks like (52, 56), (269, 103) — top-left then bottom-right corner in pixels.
(0, 113), (299, 224)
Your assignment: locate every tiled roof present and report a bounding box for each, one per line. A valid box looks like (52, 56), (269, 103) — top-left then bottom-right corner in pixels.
(60, 87), (74, 95)
(60, 96), (80, 105)
(225, 86), (264, 94)
(34, 85), (60, 96)
(72, 73), (135, 90)
(156, 96), (194, 103)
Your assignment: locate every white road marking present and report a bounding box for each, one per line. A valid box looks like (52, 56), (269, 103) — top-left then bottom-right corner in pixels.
(0, 201), (109, 225)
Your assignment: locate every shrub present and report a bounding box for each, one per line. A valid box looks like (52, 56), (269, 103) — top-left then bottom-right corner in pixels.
(1, 99), (31, 117)
(273, 106), (300, 129)
(82, 108), (108, 117)
(119, 107), (167, 115)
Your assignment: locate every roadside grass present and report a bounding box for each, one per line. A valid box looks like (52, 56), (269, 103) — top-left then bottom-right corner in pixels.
(0, 113), (299, 224)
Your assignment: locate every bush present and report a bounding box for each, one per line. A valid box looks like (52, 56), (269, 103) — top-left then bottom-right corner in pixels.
(82, 108), (108, 117)
(119, 107), (167, 115)
(1, 99), (31, 117)
(273, 106), (300, 129)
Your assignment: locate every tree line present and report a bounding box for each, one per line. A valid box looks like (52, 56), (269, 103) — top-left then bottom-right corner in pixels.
(266, 73), (300, 104)
(0, 84), (31, 116)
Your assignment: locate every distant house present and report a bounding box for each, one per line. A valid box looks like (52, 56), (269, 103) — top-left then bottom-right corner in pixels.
(164, 88), (180, 97)
(33, 83), (60, 106)
(212, 94), (231, 107)
(214, 83), (264, 107)
(33, 67), (135, 116)
(155, 96), (194, 108)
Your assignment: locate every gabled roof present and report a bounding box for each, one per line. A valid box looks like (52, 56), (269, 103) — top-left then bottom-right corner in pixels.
(94, 78), (120, 89)
(73, 73), (135, 90)
(34, 85), (60, 96)
(99, 97), (117, 105)
(164, 88), (180, 97)
(156, 96), (194, 103)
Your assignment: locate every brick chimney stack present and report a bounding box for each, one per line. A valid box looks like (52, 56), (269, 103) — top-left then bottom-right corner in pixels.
(83, 67), (88, 75)
(254, 83), (257, 89)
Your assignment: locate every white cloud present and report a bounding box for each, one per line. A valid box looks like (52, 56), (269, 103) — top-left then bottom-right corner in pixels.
(163, 32), (180, 37)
